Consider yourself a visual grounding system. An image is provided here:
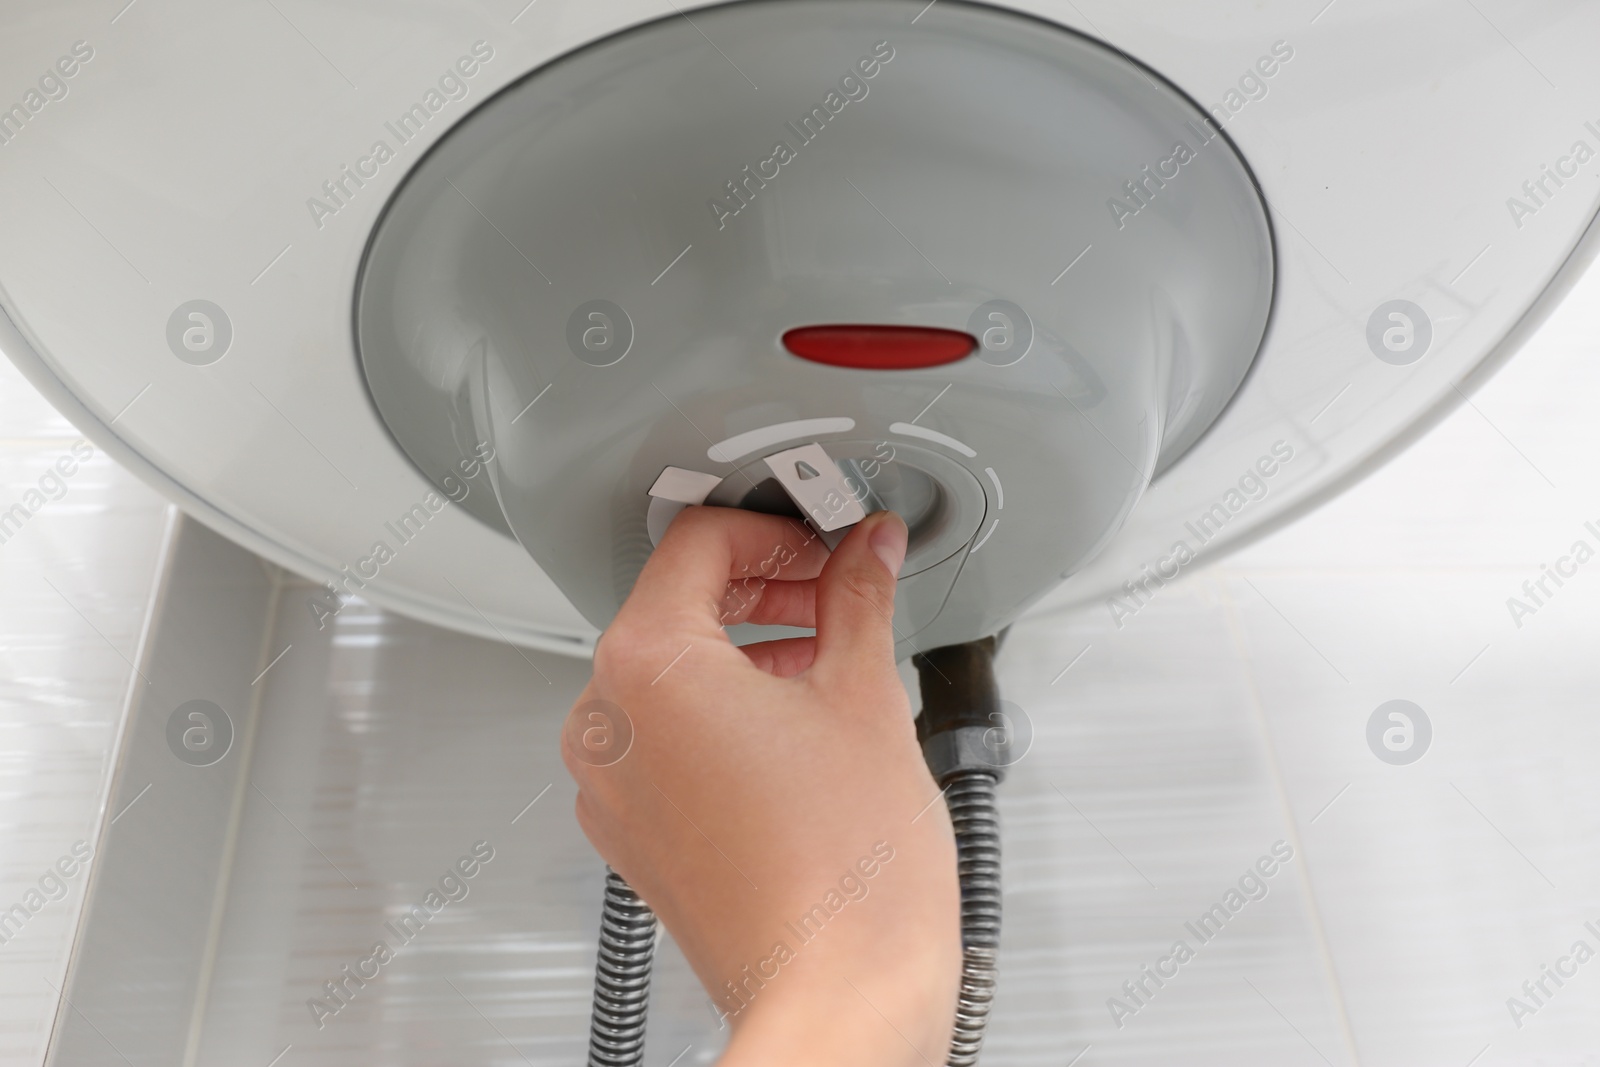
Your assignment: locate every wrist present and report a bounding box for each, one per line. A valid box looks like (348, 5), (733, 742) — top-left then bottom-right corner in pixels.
(716, 946), (956, 1067)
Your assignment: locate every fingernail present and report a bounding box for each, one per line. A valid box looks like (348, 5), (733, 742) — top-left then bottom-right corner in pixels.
(868, 513), (907, 577)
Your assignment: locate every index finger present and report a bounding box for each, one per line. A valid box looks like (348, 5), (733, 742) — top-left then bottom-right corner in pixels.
(614, 506), (829, 637)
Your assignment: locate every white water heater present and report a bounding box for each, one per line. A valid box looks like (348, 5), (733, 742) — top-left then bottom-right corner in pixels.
(3, 0), (1596, 653)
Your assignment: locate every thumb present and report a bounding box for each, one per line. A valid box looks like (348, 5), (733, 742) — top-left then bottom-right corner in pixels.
(811, 511), (907, 681)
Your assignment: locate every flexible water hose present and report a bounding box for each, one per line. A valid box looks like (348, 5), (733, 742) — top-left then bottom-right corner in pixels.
(942, 768), (1002, 1066)
(584, 635), (1006, 1065)
(915, 635), (1008, 1066)
(584, 809), (1000, 1067)
(582, 825), (992, 1067)
(586, 867), (659, 1067)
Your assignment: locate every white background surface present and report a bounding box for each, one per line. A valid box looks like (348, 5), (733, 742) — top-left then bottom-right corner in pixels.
(3, 249), (1599, 1062)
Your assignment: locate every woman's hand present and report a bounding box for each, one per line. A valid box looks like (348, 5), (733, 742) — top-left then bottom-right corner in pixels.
(562, 506), (961, 1066)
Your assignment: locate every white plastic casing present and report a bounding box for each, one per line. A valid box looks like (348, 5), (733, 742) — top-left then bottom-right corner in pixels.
(1, 1), (1597, 651)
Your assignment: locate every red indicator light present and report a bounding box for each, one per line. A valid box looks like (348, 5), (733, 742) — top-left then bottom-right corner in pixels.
(782, 325), (976, 370)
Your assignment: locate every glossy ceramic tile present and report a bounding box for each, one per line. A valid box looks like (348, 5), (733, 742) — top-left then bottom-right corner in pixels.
(48, 572), (1352, 1066)
(1200, 253), (1600, 1067)
(0, 357), (172, 1067)
(48, 517), (281, 1067)
(989, 605), (1355, 1066)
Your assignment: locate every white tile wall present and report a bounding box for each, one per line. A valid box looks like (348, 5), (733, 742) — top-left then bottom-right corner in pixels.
(0, 358), (172, 1067)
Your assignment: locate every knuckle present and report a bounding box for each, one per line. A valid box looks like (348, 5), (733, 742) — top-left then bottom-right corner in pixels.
(842, 564), (896, 617)
(593, 620), (688, 691)
(591, 622), (643, 681)
(719, 575), (765, 623)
